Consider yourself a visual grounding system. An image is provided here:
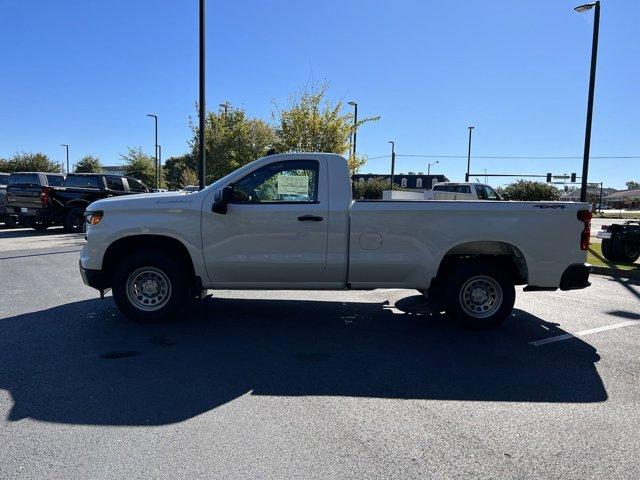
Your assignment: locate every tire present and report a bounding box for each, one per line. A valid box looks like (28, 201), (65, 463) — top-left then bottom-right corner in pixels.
(112, 251), (190, 322)
(602, 238), (640, 264)
(601, 238), (616, 262)
(64, 207), (85, 233)
(444, 261), (515, 329)
(613, 239), (640, 264)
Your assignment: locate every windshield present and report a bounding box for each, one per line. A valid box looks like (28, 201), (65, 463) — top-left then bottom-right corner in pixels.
(0, 174), (8, 186)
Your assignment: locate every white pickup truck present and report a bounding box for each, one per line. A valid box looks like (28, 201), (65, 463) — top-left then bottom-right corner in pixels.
(80, 153), (592, 328)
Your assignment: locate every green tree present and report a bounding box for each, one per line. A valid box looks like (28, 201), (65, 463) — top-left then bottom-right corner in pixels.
(625, 181), (640, 190)
(164, 154), (195, 190)
(180, 168), (198, 188)
(498, 180), (560, 201)
(74, 155), (102, 173)
(272, 84), (379, 163)
(353, 177), (394, 199)
(121, 147), (159, 188)
(190, 106), (276, 184)
(0, 152), (62, 173)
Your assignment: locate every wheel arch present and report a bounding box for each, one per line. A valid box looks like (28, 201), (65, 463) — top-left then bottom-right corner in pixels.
(434, 240), (529, 286)
(102, 234), (196, 284)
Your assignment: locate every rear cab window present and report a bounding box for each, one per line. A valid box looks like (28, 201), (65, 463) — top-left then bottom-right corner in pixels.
(64, 175), (100, 189)
(8, 173), (41, 186)
(0, 174), (9, 186)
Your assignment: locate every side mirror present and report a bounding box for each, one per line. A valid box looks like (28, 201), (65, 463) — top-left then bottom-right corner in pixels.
(212, 185), (233, 214)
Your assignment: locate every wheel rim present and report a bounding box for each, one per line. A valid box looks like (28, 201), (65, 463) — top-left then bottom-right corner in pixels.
(459, 275), (503, 319)
(126, 267), (172, 312)
(624, 243), (639, 258)
(70, 212), (83, 230)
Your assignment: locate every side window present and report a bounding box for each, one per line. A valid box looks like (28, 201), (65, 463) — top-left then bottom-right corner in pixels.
(128, 178), (148, 193)
(484, 186), (500, 200)
(232, 160), (319, 204)
(106, 177), (125, 191)
(46, 175), (64, 187)
(476, 186), (487, 199)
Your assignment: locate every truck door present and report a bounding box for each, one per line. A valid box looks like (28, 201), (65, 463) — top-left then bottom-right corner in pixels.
(202, 158), (329, 285)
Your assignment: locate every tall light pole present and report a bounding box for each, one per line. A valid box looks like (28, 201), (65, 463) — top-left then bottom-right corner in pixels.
(60, 144), (69, 174)
(389, 141), (396, 191)
(158, 145), (162, 188)
(465, 126), (474, 182)
(146, 114), (158, 189)
(219, 102), (230, 115)
(574, 1), (601, 203)
(348, 101), (358, 160)
(198, 0), (206, 190)
(427, 160), (438, 176)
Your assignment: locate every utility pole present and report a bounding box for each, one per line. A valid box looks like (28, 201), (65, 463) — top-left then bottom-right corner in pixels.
(158, 145), (162, 188)
(146, 114), (159, 189)
(348, 101), (358, 160)
(389, 141), (396, 190)
(198, 0), (206, 190)
(465, 126), (474, 182)
(61, 144), (69, 174)
(219, 102), (230, 115)
(574, 1), (601, 202)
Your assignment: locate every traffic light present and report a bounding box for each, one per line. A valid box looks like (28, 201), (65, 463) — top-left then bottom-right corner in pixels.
(546, 173), (552, 183)
(570, 173), (576, 183)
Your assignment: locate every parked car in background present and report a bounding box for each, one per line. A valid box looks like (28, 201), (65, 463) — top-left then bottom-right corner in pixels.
(425, 182), (503, 201)
(80, 153), (591, 328)
(596, 204), (612, 211)
(0, 172), (13, 226)
(6, 172), (151, 232)
(183, 185), (199, 193)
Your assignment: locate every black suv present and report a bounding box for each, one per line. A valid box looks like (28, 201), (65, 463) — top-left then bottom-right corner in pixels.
(6, 172), (151, 232)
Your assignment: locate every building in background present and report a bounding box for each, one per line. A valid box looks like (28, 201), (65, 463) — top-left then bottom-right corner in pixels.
(351, 172), (449, 192)
(101, 165), (126, 176)
(604, 189), (640, 209)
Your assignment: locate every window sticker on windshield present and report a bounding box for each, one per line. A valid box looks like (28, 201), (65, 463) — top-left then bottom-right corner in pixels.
(277, 175), (309, 196)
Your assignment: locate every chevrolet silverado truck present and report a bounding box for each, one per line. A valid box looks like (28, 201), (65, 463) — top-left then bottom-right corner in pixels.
(80, 153), (592, 328)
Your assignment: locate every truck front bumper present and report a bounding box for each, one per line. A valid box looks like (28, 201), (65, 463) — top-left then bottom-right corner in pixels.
(79, 260), (109, 290)
(559, 263), (591, 291)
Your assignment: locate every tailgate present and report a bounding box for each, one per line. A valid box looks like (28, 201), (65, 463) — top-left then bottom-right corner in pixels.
(6, 186), (44, 210)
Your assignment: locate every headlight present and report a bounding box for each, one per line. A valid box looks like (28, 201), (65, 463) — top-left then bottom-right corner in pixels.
(85, 210), (103, 226)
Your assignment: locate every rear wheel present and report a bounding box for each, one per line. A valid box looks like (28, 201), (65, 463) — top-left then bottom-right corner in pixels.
(444, 261), (515, 329)
(602, 238), (639, 264)
(64, 207), (85, 233)
(112, 251), (190, 322)
(601, 238), (616, 261)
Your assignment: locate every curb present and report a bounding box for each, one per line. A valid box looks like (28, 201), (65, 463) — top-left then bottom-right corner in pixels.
(591, 265), (640, 280)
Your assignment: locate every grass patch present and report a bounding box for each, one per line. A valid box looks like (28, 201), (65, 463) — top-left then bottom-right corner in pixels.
(594, 211), (640, 220)
(587, 243), (639, 271)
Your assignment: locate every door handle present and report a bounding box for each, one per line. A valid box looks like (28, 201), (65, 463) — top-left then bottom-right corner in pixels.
(297, 215), (323, 222)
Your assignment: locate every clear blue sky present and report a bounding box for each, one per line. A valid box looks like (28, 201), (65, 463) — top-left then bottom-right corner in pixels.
(1, 0), (638, 188)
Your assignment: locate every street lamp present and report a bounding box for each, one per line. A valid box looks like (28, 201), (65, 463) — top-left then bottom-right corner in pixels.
(198, 0), (206, 190)
(146, 114), (159, 189)
(158, 145), (162, 188)
(60, 144), (69, 174)
(465, 126), (474, 182)
(389, 141), (396, 191)
(427, 160), (439, 176)
(574, 1), (601, 203)
(348, 101), (358, 160)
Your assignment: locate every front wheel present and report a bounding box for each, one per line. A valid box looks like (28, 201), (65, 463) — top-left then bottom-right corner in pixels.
(444, 261), (515, 329)
(64, 207), (85, 233)
(112, 252), (190, 322)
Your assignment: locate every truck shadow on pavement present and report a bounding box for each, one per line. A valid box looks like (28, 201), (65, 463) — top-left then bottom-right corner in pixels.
(0, 294), (606, 426)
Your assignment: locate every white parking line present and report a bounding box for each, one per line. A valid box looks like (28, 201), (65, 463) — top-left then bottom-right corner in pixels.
(530, 320), (639, 346)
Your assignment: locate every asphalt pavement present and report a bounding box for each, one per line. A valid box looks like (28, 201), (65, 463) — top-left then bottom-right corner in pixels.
(0, 227), (639, 479)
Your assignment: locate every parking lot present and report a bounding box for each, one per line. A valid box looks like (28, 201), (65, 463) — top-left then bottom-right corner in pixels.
(1, 227), (639, 479)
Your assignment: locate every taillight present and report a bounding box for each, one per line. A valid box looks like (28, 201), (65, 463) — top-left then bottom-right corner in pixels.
(40, 187), (51, 206)
(578, 209), (592, 251)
